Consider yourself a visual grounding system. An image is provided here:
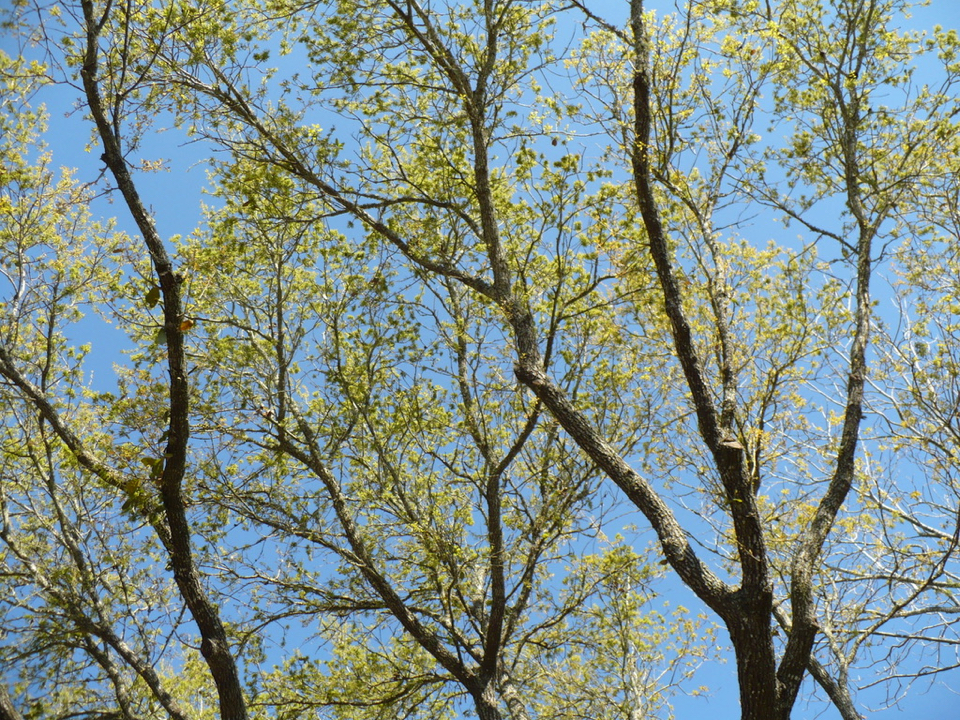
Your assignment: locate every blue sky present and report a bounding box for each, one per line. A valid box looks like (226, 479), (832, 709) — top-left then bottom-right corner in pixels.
(4, 0), (960, 718)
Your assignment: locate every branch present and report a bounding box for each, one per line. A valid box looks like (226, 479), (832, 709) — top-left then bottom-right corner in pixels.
(626, 0), (768, 603)
(277, 408), (479, 692)
(0, 684), (24, 720)
(76, 3), (248, 718)
(512, 361), (730, 611)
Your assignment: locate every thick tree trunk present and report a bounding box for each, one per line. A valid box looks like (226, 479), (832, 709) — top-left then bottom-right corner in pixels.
(472, 681), (505, 720)
(726, 598), (780, 720)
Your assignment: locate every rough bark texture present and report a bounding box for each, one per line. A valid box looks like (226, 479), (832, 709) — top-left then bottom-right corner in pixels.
(727, 594), (779, 716)
(0, 685), (24, 720)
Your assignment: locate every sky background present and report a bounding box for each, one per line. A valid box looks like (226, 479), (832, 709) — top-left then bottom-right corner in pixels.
(4, 0), (960, 718)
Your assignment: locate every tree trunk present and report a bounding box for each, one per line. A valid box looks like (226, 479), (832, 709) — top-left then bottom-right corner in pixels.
(472, 681), (504, 720)
(726, 597), (780, 720)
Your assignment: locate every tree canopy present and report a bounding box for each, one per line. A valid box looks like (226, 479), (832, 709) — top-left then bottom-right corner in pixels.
(2, 1), (960, 719)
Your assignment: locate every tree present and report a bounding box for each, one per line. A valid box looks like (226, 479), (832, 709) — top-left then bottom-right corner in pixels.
(0, 8), (711, 720)
(1, 0), (959, 719)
